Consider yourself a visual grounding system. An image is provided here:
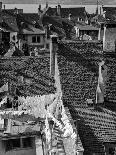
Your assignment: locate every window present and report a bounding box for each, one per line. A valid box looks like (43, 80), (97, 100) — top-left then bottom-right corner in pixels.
(32, 36), (41, 43)
(22, 137), (33, 148)
(5, 138), (20, 151)
(4, 137), (33, 151)
(32, 36), (36, 43)
(37, 36), (40, 43)
(109, 147), (115, 155)
(46, 43), (49, 49)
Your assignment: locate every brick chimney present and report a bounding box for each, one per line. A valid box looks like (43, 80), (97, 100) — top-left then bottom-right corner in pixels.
(50, 35), (58, 76)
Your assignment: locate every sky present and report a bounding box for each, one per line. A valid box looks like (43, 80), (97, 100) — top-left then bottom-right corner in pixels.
(1, 0), (116, 14)
(1, 0), (116, 5)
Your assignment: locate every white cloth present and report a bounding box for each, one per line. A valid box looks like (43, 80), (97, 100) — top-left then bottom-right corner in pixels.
(45, 114), (51, 143)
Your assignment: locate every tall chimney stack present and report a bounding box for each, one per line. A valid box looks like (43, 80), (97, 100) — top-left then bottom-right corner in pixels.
(50, 35), (58, 76)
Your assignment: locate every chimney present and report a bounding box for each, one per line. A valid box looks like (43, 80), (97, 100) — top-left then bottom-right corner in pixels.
(39, 4), (41, 11)
(56, 6), (57, 15)
(0, 2), (2, 13)
(46, 2), (48, 8)
(95, 61), (105, 106)
(14, 8), (18, 14)
(68, 14), (71, 21)
(38, 4), (42, 16)
(50, 35), (58, 76)
(103, 24), (106, 51)
(3, 4), (5, 10)
(103, 11), (106, 18)
(57, 4), (61, 16)
(100, 7), (101, 15)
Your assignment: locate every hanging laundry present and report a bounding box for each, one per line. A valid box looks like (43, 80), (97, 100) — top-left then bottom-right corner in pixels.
(47, 95), (59, 115)
(18, 94), (56, 118)
(45, 114), (51, 143)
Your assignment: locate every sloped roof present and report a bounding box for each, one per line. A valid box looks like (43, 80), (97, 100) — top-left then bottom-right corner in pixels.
(22, 13), (43, 29)
(76, 24), (99, 31)
(57, 40), (116, 154)
(57, 40), (103, 106)
(60, 7), (86, 19)
(1, 10), (19, 32)
(91, 14), (106, 24)
(23, 26), (45, 34)
(57, 40), (116, 105)
(0, 57), (56, 97)
(103, 7), (116, 21)
(46, 7), (87, 20)
(64, 107), (84, 153)
(42, 15), (63, 28)
(2, 9), (23, 15)
(68, 105), (116, 154)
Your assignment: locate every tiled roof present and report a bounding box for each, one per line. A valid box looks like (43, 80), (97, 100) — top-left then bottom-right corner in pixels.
(68, 105), (116, 154)
(76, 24), (99, 31)
(91, 14), (106, 24)
(23, 26), (45, 34)
(42, 15), (63, 28)
(60, 7), (86, 19)
(0, 57), (56, 97)
(57, 40), (116, 154)
(57, 40), (116, 106)
(1, 10), (19, 32)
(103, 7), (116, 21)
(22, 13), (43, 29)
(46, 7), (87, 20)
(57, 41), (103, 106)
